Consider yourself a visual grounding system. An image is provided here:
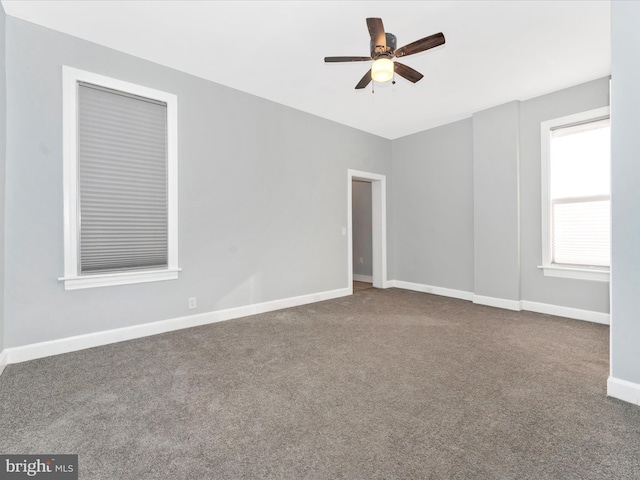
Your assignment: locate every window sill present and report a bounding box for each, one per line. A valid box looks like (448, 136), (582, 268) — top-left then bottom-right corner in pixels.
(59, 268), (181, 290)
(538, 265), (609, 282)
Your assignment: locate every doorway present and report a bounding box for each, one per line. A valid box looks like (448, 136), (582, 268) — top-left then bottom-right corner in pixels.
(347, 169), (388, 292)
(352, 180), (373, 289)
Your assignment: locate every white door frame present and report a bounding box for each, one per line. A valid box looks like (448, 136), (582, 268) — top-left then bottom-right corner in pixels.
(347, 169), (389, 290)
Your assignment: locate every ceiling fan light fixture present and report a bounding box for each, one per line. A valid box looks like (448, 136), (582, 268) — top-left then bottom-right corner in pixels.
(371, 58), (394, 83)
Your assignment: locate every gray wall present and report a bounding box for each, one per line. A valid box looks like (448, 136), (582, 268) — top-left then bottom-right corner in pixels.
(611, 1), (640, 385)
(1, 14), (615, 353)
(519, 78), (610, 311)
(4, 17), (391, 348)
(391, 118), (474, 292)
(473, 102), (521, 301)
(391, 79), (610, 314)
(0, 5), (5, 352)
(352, 180), (372, 277)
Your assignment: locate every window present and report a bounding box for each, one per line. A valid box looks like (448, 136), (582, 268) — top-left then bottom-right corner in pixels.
(540, 107), (610, 282)
(60, 67), (179, 290)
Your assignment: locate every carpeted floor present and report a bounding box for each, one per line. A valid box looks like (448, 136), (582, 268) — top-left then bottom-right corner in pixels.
(353, 281), (374, 292)
(1, 288), (639, 479)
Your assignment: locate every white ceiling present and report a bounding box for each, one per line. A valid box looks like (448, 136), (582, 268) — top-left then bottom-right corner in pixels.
(2, 0), (611, 139)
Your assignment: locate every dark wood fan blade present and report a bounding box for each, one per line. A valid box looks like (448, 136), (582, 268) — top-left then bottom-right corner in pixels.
(324, 56), (372, 63)
(366, 18), (386, 50)
(355, 69), (372, 89)
(394, 62), (424, 83)
(395, 32), (445, 58)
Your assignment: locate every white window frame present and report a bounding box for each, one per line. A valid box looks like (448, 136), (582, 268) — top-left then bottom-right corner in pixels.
(59, 66), (180, 290)
(539, 106), (610, 283)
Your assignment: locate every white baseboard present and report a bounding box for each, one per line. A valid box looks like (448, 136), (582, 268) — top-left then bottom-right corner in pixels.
(521, 300), (609, 325)
(0, 349), (7, 377)
(472, 294), (522, 311)
(1, 281), (610, 371)
(390, 280), (607, 324)
(391, 280), (473, 301)
(472, 295), (610, 323)
(607, 376), (640, 406)
(353, 274), (373, 283)
(5, 287), (351, 365)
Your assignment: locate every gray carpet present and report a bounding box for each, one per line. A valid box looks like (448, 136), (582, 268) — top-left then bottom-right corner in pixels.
(353, 281), (374, 292)
(1, 288), (639, 479)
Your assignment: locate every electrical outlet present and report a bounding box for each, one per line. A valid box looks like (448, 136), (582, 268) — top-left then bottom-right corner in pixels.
(188, 297), (197, 310)
(359, 257), (364, 264)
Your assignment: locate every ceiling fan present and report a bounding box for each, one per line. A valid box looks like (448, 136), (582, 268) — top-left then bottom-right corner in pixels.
(324, 18), (445, 90)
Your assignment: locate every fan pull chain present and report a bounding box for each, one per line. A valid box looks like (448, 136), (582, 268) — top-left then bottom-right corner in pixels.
(371, 74), (397, 94)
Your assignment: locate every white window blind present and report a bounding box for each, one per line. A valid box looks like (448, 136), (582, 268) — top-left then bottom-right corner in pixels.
(77, 82), (168, 274)
(551, 196), (610, 266)
(549, 118), (610, 268)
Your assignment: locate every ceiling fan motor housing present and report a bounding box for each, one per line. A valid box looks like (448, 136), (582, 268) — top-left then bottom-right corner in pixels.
(370, 32), (397, 58)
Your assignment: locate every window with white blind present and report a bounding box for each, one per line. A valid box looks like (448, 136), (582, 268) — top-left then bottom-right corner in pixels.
(60, 67), (179, 290)
(540, 107), (610, 282)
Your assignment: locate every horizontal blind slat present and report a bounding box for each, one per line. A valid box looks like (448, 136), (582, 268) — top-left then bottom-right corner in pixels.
(78, 83), (169, 274)
(552, 199), (610, 267)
